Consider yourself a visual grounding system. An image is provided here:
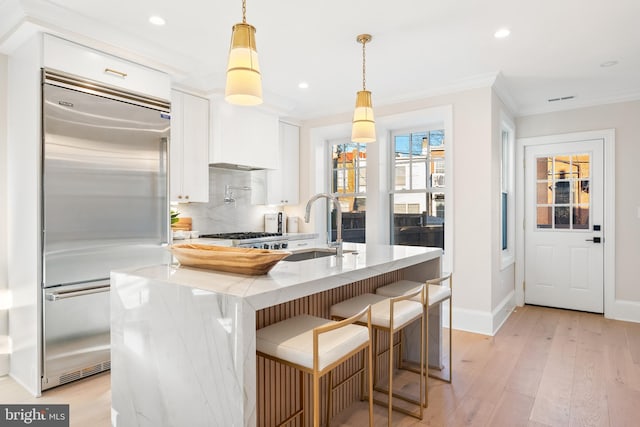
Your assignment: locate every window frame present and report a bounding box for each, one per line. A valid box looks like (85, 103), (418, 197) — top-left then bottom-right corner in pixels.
(501, 115), (516, 269)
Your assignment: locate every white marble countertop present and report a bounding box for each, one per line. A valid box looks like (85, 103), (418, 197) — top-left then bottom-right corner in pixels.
(115, 242), (441, 310)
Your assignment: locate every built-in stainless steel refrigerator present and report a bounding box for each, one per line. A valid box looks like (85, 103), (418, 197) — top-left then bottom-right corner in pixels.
(41, 69), (171, 390)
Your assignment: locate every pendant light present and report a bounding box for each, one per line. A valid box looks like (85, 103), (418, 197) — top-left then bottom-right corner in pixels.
(225, 0), (263, 105)
(351, 34), (376, 143)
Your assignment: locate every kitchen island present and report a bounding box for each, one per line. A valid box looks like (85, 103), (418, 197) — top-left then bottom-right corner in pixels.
(110, 242), (442, 427)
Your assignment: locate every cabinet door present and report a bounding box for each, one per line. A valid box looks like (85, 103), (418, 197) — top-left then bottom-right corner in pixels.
(266, 122), (299, 205)
(169, 92), (185, 201)
(181, 94), (209, 202)
(170, 91), (209, 203)
(43, 34), (170, 100)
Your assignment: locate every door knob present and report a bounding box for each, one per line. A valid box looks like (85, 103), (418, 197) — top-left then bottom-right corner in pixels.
(585, 237), (601, 243)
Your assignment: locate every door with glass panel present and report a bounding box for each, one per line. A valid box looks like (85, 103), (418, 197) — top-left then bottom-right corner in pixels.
(524, 139), (604, 313)
(390, 130), (445, 249)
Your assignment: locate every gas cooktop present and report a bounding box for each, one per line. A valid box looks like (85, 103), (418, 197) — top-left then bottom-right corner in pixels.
(200, 232), (282, 240)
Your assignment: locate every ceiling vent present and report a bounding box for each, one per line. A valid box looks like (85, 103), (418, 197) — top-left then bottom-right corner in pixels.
(548, 95), (576, 102)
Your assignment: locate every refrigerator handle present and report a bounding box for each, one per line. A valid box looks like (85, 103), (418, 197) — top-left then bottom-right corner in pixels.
(45, 281), (110, 301)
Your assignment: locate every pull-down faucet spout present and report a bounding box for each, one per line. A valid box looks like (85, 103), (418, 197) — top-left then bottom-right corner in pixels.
(304, 193), (343, 257)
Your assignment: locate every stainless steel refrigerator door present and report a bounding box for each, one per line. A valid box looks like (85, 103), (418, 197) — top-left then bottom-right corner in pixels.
(42, 281), (111, 390)
(42, 80), (171, 287)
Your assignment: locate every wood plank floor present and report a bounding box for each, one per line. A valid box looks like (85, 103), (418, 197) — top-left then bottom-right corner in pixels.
(1, 305), (638, 426)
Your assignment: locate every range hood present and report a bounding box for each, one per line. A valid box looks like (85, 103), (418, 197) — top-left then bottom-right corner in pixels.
(209, 163), (266, 171)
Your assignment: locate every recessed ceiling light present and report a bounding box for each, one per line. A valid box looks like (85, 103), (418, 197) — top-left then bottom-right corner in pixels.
(149, 16), (166, 26)
(494, 28), (511, 39)
(298, 82), (309, 89)
(600, 60), (619, 67)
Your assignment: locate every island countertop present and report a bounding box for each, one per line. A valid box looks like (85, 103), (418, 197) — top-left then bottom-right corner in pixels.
(111, 242), (442, 427)
(115, 242), (442, 310)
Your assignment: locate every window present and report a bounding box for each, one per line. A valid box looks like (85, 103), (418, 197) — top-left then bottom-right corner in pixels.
(390, 129), (445, 250)
(501, 118), (515, 267)
(535, 153), (590, 230)
(330, 140), (367, 243)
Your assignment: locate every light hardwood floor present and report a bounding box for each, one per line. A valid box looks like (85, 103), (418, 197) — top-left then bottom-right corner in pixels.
(1, 305), (638, 426)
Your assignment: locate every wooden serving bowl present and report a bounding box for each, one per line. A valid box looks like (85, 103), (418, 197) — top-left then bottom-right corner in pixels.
(170, 244), (291, 275)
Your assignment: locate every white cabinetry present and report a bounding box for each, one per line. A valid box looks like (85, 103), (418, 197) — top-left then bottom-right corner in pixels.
(266, 122), (300, 205)
(209, 101), (279, 170)
(43, 34), (170, 100)
(170, 90), (209, 203)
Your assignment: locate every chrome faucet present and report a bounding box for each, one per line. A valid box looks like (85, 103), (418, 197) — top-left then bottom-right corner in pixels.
(304, 193), (343, 257)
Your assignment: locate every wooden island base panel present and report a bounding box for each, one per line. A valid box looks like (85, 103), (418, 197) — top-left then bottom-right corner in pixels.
(111, 243), (441, 427)
(256, 270), (403, 426)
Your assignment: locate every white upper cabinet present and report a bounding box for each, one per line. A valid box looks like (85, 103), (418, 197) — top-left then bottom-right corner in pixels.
(209, 101), (279, 170)
(43, 34), (170, 100)
(170, 90), (209, 203)
(266, 122), (300, 205)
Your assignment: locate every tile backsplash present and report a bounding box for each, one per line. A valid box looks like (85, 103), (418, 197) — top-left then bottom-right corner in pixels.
(174, 167), (276, 233)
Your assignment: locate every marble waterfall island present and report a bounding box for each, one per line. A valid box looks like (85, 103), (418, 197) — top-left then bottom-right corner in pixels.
(111, 242), (442, 427)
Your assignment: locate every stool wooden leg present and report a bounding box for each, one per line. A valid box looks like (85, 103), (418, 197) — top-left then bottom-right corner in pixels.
(367, 345), (374, 427)
(313, 371), (320, 427)
(326, 370), (333, 427)
(388, 329), (393, 427)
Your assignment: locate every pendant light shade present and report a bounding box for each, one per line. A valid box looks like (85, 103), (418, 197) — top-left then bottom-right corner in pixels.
(351, 34), (375, 143)
(352, 90), (375, 142)
(225, 1), (263, 105)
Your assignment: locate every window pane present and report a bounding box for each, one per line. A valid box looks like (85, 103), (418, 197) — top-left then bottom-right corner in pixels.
(537, 182), (552, 204)
(358, 167), (366, 193)
(537, 206), (552, 228)
(391, 193), (443, 249)
(331, 197), (366, 243)
(555, 206), (570, 229)
(536, 157), (551, 180)
(574, 180), (590, 205)
(573, 205), (589, 229)
(395, 162), (408, 190)
(554, 155), (572, 179)
(573, 154), (590, 178)
(555, 181), (571, 204)
(411, 162), (427, 190)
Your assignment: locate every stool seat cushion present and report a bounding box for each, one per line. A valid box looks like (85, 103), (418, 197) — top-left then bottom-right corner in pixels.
(376, 280), (451, 306)
(256, 314), (369, 371)
(330, 293), (423, 331)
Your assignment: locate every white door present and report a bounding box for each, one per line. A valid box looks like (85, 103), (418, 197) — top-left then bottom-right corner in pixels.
(524, 139), (604, 313)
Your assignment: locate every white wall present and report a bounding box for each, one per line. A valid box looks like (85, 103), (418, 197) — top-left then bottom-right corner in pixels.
(517, 101), (640, 310)
(0, 53), (9, 375)
(297, 87), (506, 335)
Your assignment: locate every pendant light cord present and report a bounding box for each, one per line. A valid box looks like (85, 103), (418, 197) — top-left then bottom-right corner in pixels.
(242, 0), (247, 23)
(361, 39), (367, 91)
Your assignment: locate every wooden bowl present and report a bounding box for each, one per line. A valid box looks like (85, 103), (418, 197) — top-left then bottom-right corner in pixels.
(170, 244), (291, 275)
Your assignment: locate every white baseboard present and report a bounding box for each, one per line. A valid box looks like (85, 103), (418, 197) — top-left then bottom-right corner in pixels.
(442, 291), (516, 336)
(607, 299), (640, 323)
(492, 291), (516, 334)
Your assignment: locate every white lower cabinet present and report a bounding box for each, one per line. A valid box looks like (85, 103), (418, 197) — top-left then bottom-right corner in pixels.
(170, 90), (209, 203)
(266, 122), (300, 205)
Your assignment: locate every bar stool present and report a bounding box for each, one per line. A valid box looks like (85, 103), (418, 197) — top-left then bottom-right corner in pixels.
(256, 306), (374, 427)
(376, 273), (453, 387)
(329, 288), (425, 426)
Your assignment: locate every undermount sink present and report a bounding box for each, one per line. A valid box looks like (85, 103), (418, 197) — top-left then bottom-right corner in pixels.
(283, 248), (354, 262)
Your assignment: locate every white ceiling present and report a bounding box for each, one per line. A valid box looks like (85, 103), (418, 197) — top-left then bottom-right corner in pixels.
(2, 0), (639, 120)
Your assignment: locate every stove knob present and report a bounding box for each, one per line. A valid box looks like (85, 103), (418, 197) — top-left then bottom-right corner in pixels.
(273, 243), (280, 250)
(281, 242), (288, 249)
(263, 244), (269, 249)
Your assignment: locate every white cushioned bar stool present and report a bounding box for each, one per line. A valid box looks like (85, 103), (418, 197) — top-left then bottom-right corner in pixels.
(329, 289), (425, 426)
(256, 306), (374, 427)
(376, 273), (453, 388)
